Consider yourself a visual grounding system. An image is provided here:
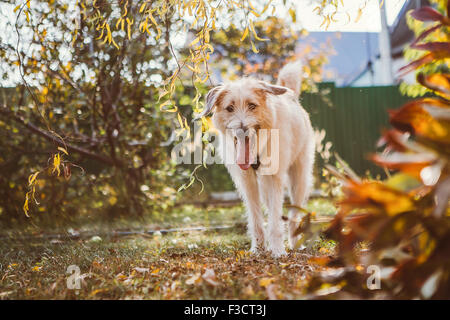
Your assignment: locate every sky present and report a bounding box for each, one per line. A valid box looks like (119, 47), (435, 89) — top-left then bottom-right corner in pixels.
(292, 0), (407, 32)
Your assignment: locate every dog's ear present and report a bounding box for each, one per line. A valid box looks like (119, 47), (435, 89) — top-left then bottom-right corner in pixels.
(259, 82), (288, 95)
(194, 86), (224, 120)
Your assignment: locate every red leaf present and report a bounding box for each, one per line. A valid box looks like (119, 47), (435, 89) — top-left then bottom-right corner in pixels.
(377, 129), (409, 152)
(371, 153), (433, 180)
(398, 53), (434, 76)
(417, 73), (450, 98)
(410, 7), (444, 22)
(399, 43), (450, 76)
(411, 42), (450, 53)
(340, 181), (415, 216)
(389, 99), (450, 143)
(411, 24), (442, 48)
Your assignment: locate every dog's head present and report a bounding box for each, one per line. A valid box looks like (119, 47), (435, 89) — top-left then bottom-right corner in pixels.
(197, 78), (288, 170)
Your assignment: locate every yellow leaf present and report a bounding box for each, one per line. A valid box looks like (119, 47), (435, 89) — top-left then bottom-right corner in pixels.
(249, 20), (268, 41)
(115, 273), (127, 280)
(139, 20), (147, 33)
(106, 24), (112, 44)
(28, 172), (39, 186)
(189, 36), (200, 47)
(159, 100), (178, 113)
(289, 7), (296, 23)
(115, 17), (122, 30)
(23, 195), (30, 217)
(96, 28), (105, 40)
(250, 10), (260, 17)
(111, 37), (120, 50)
(151, 268), (160, 274)
(186, 64), (198, 73)
(52, 153), (61, 176)
(248, 0), (256, 11)
(108, 196), (117, 205)
(102, 35), (108, 44)
(240, 27), (249, 42)
(259, 277), (274, 287)
(57, 147), (68, 155)
(261, 0), (272, 14)
(251, 41), (259, 53)
(355, 8), (363, 23)
(320, 15), (327, 28)
(177, 112), (184, 129)
(90, 288), (107, 296)
(204, 28), (210, 43)
(126, 18), (133, 40)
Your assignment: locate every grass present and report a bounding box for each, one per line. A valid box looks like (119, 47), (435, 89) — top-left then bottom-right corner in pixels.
(0, 198), (336, 300)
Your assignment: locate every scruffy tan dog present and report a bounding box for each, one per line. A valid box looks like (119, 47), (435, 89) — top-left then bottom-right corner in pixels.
(197, 61), (315, 257)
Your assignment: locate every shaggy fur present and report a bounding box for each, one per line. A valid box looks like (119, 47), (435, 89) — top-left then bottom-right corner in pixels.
(199, 61), (315, 257)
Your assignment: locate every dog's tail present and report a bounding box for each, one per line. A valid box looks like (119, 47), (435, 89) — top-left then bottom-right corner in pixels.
(276, 60), (303, 99)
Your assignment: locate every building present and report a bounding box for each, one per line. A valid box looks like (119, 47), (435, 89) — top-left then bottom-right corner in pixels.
(297, 0), (428, 87)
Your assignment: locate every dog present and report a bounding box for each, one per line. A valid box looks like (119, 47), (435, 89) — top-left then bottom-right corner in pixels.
(197, 61), (315, 257)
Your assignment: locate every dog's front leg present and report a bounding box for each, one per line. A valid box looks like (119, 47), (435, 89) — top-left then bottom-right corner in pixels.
(259, 175), (286, 257)
(228, 167), (265, 253)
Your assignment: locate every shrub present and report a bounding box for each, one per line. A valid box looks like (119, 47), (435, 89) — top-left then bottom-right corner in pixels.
(304, 3), (450, 299)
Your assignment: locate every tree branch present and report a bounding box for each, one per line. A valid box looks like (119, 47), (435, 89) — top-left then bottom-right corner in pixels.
(0, 107), (122, 167)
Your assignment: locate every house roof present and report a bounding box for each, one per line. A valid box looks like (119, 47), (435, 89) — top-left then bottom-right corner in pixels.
(297, 0), (428, 86)
(390, 0), (429, 57)
(298, 31), (379, 86)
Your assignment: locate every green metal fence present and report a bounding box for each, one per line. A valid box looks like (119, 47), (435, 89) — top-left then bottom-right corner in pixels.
(301, 83), (411, 177)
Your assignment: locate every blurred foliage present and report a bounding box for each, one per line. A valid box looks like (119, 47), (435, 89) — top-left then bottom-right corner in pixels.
(303, 2), (450, 299)
(0, 1), (189, 222)
(400, 0), (450, 97)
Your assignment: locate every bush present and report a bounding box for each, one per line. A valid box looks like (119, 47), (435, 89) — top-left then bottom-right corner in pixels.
(304, 3), (450, 299)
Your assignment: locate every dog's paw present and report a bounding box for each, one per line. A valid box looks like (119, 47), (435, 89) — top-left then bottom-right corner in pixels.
(288, 236), (301, 251)
(250, 245), (264, 255)
(268, 245), (287, 258)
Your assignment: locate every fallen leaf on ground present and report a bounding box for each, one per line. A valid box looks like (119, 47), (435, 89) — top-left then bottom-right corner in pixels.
(186, 273), (201, 285)
(90, 288), (107, 296)
(259, 277), (274, 287)
(202, 268), (219, 286)
(115, 273), (128, 280)
(134, 267), (149, 273)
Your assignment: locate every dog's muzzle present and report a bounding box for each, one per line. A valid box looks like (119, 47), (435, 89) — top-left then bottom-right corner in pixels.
(233, 127), (259, 171)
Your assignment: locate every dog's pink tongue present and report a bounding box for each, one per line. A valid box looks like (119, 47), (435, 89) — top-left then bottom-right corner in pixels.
(237, 136), (251, 170)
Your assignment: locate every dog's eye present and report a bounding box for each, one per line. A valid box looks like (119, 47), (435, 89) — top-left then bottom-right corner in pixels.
(248, 103), (257, 111)
(226, 105), (234, 112)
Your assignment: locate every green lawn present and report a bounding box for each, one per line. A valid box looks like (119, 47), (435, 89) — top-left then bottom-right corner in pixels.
(0, 199), (336, 299)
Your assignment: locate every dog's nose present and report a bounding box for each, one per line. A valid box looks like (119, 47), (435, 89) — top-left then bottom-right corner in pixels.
(240, 124), (248, 132)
